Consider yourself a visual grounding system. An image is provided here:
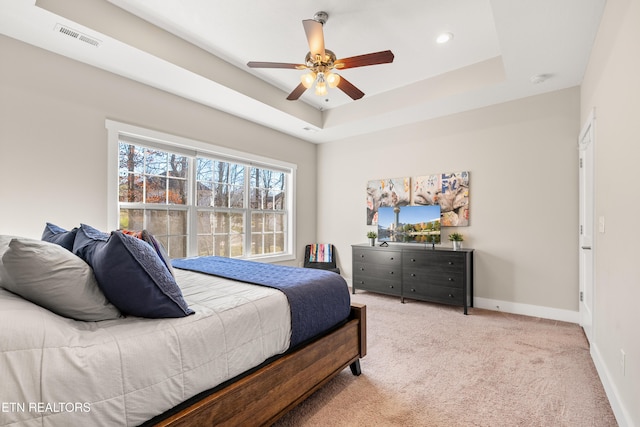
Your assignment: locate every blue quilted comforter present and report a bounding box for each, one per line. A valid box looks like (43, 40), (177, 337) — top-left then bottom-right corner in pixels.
(171, 256), (351, 348)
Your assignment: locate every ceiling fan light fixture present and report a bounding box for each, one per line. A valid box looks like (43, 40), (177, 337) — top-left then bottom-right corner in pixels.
(315, 82), (328, 96)
(314, 73), (328, 96)
(301, 72), (316, 88)
(247, 13), (394, 102)
(325, 71), (340, 88)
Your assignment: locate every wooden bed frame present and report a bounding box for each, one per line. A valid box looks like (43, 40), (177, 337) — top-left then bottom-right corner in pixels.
(153, 303), (367, 426)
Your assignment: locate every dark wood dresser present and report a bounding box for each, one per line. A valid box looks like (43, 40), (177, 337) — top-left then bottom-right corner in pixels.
(352, 244), (474, 314)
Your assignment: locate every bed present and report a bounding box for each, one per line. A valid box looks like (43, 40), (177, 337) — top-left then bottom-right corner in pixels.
(0, 229), (366, 426)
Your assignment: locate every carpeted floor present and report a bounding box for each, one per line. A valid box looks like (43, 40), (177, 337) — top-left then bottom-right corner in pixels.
(273, 291), (617, 426)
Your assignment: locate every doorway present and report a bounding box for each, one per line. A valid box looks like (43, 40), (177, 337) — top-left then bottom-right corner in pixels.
(578, 110), (595, 344)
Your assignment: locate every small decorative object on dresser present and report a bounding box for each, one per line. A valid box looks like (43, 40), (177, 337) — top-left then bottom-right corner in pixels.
(448, 232), (464, 251)
(366, 231), (377, 246)
(352, 243), (474, 314)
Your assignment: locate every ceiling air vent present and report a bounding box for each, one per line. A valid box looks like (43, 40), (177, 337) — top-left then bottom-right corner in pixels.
(54, 24), (101, 47)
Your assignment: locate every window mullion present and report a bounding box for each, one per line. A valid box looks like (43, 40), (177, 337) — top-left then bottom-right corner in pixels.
(142, 152), (147, 206)
(244, 165), (251, 258)
(188, 156), (198, 257)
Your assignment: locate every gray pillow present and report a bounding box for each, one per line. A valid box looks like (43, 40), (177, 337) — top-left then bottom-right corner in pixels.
(0, 235), (19, 287)
(2, 238), (122, 321)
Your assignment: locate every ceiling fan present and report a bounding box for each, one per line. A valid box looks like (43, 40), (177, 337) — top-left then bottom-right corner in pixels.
(247, 11), (394, 101)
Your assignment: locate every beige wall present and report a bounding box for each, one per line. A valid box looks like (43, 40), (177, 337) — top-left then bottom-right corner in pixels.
(318, 87), (581, 315)
(581, 0), (640, 424)
(0, 36), (317, 265)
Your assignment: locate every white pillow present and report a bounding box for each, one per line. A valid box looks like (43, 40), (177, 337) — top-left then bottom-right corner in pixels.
(2, 238), (122, 321)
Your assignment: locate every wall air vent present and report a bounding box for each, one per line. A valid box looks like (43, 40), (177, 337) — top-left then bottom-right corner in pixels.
(54, 24), (101, 47)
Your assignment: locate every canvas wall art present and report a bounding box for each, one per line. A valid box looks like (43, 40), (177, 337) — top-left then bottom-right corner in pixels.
(412, 171), (469, 226)
(412, 174), (441, 206)
(366, 177), (411, 225)
(440, 171), (469, 226)
(367, 171), (469, 226)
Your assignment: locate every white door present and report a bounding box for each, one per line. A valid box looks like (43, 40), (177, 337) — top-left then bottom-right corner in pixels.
(578, 111), (595, 344)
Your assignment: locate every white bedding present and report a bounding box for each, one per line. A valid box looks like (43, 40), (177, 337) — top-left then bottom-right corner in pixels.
(0, 269), (291, 427)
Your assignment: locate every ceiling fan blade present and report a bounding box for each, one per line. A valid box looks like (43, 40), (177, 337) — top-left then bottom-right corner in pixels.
(247, 61), (305, 69)
(286, 83), (308, 101)
(336, 75), (365, 100)
(302, 19), (325, 59)
(335, 50), (395, 70)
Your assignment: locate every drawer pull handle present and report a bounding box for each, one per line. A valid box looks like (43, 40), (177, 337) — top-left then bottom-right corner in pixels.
(411, 288), (416, 292)
(390, 257), (394, 260)
(361, 254), (365, 258)
(411, 258), (416, 262)
(389, 285), (394, 289)
(411, 273), (416, 277)
(448, 261), (453, 265)
(389, 271), (394, 275)
(448, 294), (454, 298)
(448, 277), (453, 281)
(360, 267), (364, 271)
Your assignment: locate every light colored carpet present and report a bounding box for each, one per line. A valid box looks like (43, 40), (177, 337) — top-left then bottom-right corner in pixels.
(274, 291), (617, 426)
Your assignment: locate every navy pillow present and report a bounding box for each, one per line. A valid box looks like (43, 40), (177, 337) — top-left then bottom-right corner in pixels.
(72, 224), (110, 264)
(41, 223), (78, 251)
(120, 229), (175, 277)
(84, 230), (193, 318)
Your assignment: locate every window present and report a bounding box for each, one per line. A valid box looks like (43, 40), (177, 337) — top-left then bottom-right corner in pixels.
(249, 167), (287, 256)
(118, 143), (190, 258)
(107, 120), (296, 262)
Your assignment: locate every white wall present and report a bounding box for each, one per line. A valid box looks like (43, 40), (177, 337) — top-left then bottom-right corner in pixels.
(580, 0), (640, 425)
(0, 36), (317, 265)
(317, 88), (581, 316)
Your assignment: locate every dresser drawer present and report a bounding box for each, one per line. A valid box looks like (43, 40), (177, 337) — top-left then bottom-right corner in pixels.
(353, 248), (401, 266)
(403, 250), (466, 273)
(403, 284), (464, 306)
(354, 261), (401, 279)
(352, 275), (401, 296)
(404, 269), (465, 289)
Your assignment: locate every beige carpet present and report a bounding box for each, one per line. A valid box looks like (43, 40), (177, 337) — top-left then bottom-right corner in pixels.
(274, 291), (617, 427)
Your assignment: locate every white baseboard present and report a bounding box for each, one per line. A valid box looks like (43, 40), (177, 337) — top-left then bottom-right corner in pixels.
(347, 277), (580, 323)
(473, 297), (580, 324)
(590, 343), (632, 427)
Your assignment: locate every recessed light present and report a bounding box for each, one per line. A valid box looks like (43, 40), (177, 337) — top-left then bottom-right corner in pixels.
(436, 32), (453, 44)
(530, 74), (551, 84)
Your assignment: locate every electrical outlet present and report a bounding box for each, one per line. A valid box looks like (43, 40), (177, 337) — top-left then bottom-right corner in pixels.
(620, 349), (626, 376)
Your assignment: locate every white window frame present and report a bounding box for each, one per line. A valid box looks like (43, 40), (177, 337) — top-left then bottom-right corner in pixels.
(106, 119), (296, 263)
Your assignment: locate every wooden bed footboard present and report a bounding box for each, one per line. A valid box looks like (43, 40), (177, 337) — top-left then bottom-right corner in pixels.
(154, 303), (367, 427)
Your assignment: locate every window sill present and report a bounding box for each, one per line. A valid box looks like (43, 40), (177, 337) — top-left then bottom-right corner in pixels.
(248, 253), (296, 264)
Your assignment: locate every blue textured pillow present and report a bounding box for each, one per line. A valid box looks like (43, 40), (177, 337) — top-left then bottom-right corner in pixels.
(72, 224), (109, 264)
(42, 223), (78, 251)
(89, 231), (193, 318)
(120, 229), (175, 277)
